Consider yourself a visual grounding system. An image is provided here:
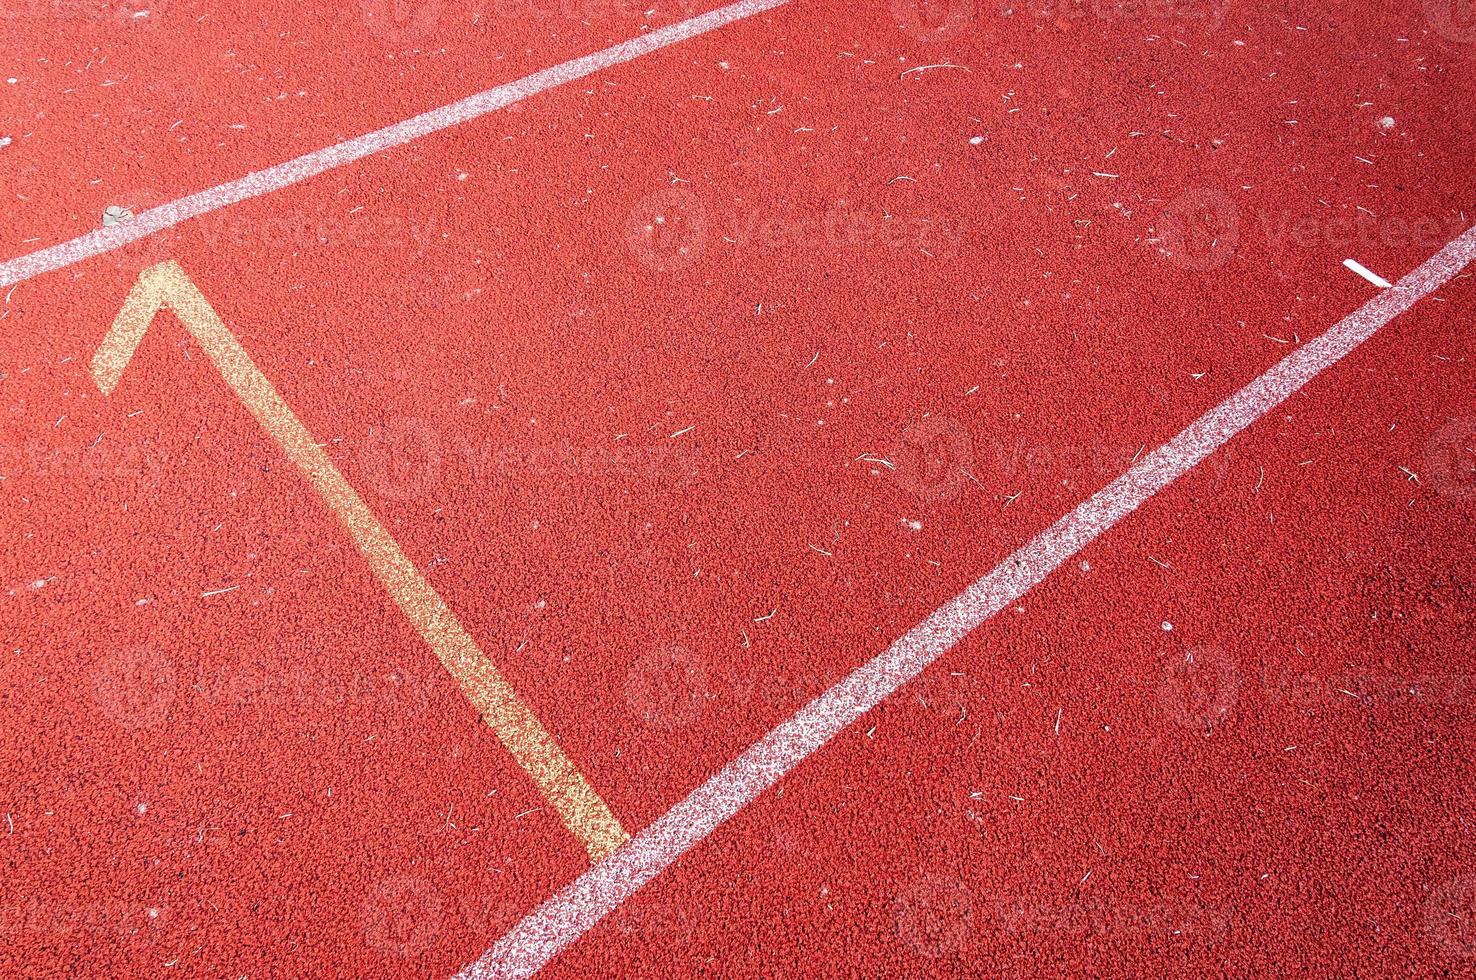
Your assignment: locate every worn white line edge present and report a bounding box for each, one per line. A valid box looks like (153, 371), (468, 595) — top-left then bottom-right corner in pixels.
(0, 0), (787, 290)
(461, 225), (1476, 980)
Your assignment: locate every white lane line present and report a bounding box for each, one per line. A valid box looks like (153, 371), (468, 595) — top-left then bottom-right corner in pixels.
(1344, 258), (1393, 288)
(460, 223), (1476, 980)
(0, 0), (787, 290)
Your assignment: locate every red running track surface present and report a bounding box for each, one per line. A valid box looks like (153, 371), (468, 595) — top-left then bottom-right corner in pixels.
(2, 0), (1475, 975)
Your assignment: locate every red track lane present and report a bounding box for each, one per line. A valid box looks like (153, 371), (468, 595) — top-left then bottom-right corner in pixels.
(547, 271), (1476, 976)
(2, 0), (1474, 975)
(0, 0), (720, 252)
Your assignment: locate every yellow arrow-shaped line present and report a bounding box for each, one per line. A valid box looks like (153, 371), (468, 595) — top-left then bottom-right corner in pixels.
(94, 260), (629, 862)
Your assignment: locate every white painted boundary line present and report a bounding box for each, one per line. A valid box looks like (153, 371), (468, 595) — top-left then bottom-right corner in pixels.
(461, 224), (1476, 979)
(0, 0), (787, 290)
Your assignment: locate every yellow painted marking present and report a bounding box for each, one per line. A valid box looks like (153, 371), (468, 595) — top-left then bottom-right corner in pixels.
(93, 260), (628, 861)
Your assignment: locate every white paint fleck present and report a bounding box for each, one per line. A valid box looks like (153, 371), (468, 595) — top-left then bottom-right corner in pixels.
(102, 205), (133, 228)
